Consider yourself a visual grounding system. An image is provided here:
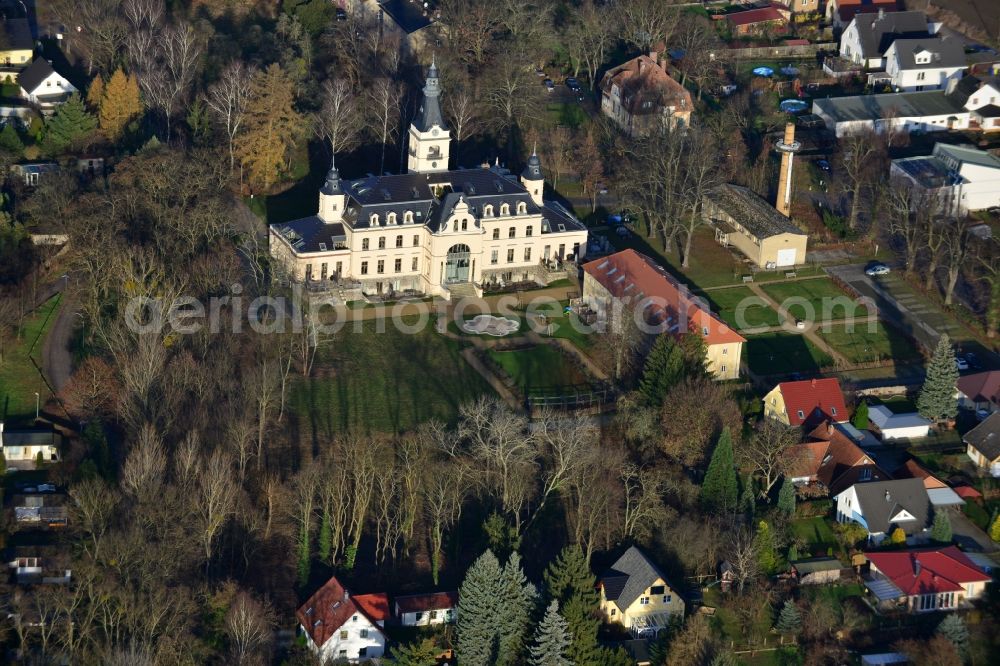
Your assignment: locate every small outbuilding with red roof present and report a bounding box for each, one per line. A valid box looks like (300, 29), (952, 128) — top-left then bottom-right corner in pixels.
(296, 576), (387, 662)
(582, 249), (745, 380)
(863, 546), (991, 613)
(763, 378), (849, 427)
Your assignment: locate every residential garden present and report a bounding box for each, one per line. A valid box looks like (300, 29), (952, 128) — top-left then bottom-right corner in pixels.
(0, 293), (61, 424)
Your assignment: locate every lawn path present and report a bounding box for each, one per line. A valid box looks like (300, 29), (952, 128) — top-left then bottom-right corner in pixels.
(746, 283), (850, 367)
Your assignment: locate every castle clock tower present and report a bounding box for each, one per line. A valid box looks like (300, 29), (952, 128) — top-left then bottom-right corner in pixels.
(407, 59), (451, 174)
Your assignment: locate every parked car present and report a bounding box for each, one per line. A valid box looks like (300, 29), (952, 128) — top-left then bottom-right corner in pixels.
(965, 352), (980, 369)
(597, 183), (609, 195)
(565, 77), (582, 92)
(543, 78), (554, 92)
(956, 357), (969, 371)
(336, 8), (347, 20)
(816, 159), (831, 173)
(535, 68), (546, 78)
(977, 408), (992, 421)
(865, 263), (890, 277)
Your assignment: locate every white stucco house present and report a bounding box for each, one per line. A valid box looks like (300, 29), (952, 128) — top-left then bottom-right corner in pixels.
(394, 591), (458, 627)
(18, 58), (77, 110)
(0, 422), (61, 470)
(890, 143), (1000, 213)
(834, 478), (931, 544)
(839, 10), (936, 69)
(296, 576), (388, 663)
(883, 37), (966, 92)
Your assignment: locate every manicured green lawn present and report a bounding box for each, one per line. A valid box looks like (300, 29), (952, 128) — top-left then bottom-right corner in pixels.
(0, 294), (61, 424)
(814, 321), (921, 364)
(790, 517), (837, 549)
(486, 344), (589, 391)
(704, 286), (780, 331)
(744, 332), (833, 376)
(526, 301), (598, 351)
(291, 317), (493, 435)
(761, 278), (867, 323)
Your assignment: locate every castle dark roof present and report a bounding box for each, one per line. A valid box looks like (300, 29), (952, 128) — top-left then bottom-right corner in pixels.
(412, 61), (446, 133)
(272, 216), (347, 254)
(521, 152), (543, 181)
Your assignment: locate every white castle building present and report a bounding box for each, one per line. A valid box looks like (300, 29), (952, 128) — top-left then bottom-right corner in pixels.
(269, 61), (588, 299)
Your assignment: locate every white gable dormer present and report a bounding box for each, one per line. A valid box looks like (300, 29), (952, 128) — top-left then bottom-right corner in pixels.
(890, 509), (916, 522)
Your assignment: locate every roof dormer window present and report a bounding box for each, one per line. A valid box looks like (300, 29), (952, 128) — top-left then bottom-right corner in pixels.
(370, 213), (379, 226)
(516, 202), (527, 215)
(500, 203), (510, 216)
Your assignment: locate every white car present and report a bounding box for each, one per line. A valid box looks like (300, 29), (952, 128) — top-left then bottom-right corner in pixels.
(955, 357), (969, 371)
(865, 264), (890, 277)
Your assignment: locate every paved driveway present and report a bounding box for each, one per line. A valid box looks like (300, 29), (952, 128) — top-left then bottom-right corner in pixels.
(947, 507), (998, 553)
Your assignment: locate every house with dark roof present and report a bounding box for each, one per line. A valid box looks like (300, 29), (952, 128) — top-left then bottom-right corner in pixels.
(703, 184), (808, 268)
(296, 576), (388, 663)
(18, 58), (77, 110)
(812, 89), (969, 137)
(957, 370), (1000, 417)
(268, 61), (587, 300)
(785, 421), (890, 496)
(791, 557), (842, 585)
(598, 546), (684, 637)
(883, 36), (966, 92)
(394, 591), (458, 627)
(0, 422), (61, 470)
(863, 546), (990, 613)
(964, 412), (1000, 475)
(0, 16), (33, 69)
(834, 478), (931, 544)
(949, 74), (1000, 132)
(599, 49), (693, 136)
(581, 249), (745, 380)
(839, 10), (932, 68)
(764, 378), (849, 427)
(828, 0), (901, 29)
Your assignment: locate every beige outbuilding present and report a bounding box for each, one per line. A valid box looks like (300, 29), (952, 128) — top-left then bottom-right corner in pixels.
(704, 184), (809, 269)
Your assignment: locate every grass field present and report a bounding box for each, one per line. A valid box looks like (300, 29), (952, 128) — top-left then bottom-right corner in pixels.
(486, 345), (590, 391)
(524, 301), (598, 351)
(814, 321), (921, 364)
(745, 332), (833, 376)
(703, 286), (780, 331)
(761, 278), (867, 323)
(290, 317), (492, 436)
(790, 517), (837, 550)
(0, 294), (61, 424)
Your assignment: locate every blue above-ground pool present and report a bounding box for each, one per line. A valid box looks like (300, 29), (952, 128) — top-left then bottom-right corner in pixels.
(780, 99), (809, 113)
(780, 65), (800, 76)
(752, 66), (774, 77)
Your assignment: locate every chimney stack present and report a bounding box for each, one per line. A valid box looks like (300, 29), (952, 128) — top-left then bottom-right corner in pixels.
(775, 123), (801, 218)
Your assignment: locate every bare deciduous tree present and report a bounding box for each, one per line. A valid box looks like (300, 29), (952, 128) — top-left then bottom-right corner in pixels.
(205, 61), (255, 172)
(738, 419), (801, 497)
(225, 591), (276, 665)
(192, 450), (238, 570)
(315, 78), (363, 158)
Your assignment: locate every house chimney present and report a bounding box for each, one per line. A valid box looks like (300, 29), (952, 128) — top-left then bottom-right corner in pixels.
(811, 378), (817, 388)
(914, 558), (921, 576)
(827, 422), (835, 436)
(885, 490), (892, 502)
(877, 7), (884, 20)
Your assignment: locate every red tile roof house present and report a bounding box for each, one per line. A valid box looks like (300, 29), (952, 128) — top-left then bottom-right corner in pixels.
(297, 576), (389, 663)
(581, 249), (745, 380)
(394, 591), (459, 627)
(763, 378), (849, 428)
(599, 49), (693, 136)
(863, 546), (991, 613)
(785, 421), (891, 497)
(956, 370), (1000, 418)
(726, 4), (791, 37)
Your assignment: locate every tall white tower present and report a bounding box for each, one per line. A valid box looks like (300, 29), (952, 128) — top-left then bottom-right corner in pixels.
(774, 123), (801, 218)
(520, 147), (544, 206)
(407, 60), (451, 174)
(318, 158), (346, 223)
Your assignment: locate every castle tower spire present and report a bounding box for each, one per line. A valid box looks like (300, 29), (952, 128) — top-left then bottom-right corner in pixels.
(407, 60), (451, 173)
(521, 147), (544, 206)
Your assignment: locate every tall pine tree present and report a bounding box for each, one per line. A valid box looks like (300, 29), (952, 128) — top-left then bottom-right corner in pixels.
(918, 334), (959, 422)
(543, 545), (602, 664)
(457, 550), (504, 666)
(777, 477), (795, 515)
(930, 511), (953, 544)
(774, 600), (802, 635)
(529, 600), (572, 666)
(98, 69), (143, 141)
(700, 427), (738, 513)
(639, 334), (685, 405)
(42, 94), (96, 154)
(497, 552), (538, 666)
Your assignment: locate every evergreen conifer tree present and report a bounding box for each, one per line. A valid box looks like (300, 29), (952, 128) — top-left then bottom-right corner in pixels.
(930, 511), (953, 544)
(777, 477), (795, 515)
(386, 638), (439, 666)
(741, 476), (756, 519)
(639, 334), (685, 405)
(918, 334), (959, 422)
(99, 69), (143, 141)
(529, 600), (572, 666)
(990, 514), (1000, 542)
(543, 545), (602, 664)
(497, 552), (538, 666)
(755, 520), (779, 574)
(0, 123), (23, 154)
(701, 428), (738, 513)
(774, 600), (802, 635)
(43, 94), (96, 154)
(936, 614), (969, 661)
(852, 400), (869, 429)
(457, 550), (504, 666)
